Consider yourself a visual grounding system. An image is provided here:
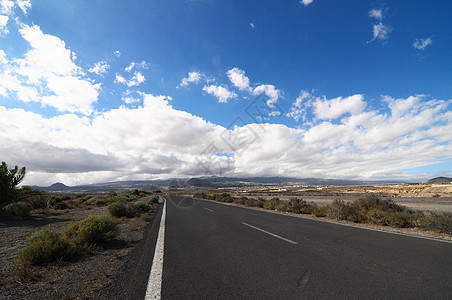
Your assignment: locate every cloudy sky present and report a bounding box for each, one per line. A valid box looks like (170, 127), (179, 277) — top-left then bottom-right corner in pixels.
(0, 0), (451, 186)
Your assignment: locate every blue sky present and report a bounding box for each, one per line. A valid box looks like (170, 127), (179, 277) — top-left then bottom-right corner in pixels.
(0, 0), (451, 186)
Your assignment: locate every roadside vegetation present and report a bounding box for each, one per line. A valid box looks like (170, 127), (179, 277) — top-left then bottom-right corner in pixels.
(193, 192), (452, 235)
(0, 161), (161, 286)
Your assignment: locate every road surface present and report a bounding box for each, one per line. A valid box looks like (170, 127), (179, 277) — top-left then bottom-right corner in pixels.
(141, 195), (452, 299)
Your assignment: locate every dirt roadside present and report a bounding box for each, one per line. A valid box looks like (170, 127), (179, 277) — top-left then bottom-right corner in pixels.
(0, 205), (160, 300)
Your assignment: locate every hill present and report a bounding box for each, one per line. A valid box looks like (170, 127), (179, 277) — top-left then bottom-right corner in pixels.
(426, 177), (452, 184)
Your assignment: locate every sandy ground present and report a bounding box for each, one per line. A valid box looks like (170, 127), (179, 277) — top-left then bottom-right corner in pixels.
(0, 206), (155, 300)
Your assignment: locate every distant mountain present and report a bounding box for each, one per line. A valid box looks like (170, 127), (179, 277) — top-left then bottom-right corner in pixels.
(30, 176), (406, 193)
(184, 178), (216, 187)
(426, 177), (452, 184)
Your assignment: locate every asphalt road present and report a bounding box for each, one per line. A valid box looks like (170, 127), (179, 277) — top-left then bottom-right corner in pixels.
(147, 195), (452, 299)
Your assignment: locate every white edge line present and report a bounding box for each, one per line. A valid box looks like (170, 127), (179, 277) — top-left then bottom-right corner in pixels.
(145, 198), (166, 300)
(242, 222), (297, 245)
(203, 207), (214, 212)
(194, 198), (452, 245)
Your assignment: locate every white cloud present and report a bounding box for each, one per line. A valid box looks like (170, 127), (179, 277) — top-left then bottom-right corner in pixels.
(369, 8), (383, 20)
(88, 61), (110, 76)
(313, 94), (366, 120)
(124, 60), (148, 72)
(250, 23), (254, 28)
(300, 0), (313, 7)
(114, 50), (121, 57)
(0, 14), (8, 35)
(413, 37), (432, 50)
(0, 93), (450, 185)
(203, 85), (237, 103)
(16, 0), (30, 14)
(179, 71), (203, 87)
(0, 25), (100, 114)
(371, 22), (391, 41)
(0, 49), (6, 63)
(0, 0), (14, 15)
(115, 71), (145, 87)
(367, 8), (391, 43)
(226, 67), (250, 91)
(286, 90), (312, 121)
(253, 84), (280, 106)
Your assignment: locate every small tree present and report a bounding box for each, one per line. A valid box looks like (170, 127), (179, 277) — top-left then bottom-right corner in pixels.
(0, 162), (26, 207)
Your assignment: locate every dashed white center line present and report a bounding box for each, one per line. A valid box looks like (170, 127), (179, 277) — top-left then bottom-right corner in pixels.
(242, 222), (298, 245)
(203, 207), (214, 212)
(145, 198), (166, 300)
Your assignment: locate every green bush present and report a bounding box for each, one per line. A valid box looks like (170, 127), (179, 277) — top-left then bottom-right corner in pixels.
(63, 214), (118, 245)
(367, 209), (415, 228)
(312, 205), (328, 217)
(327, 200), (348, 220)
(244, 198), (259, 207)
(416, 212), (452, 234)
(18, 229), (76, 265)
(233, 196), (247, 205)
(149, 194), (159, 204)
(263, 198), (279, 210)
(286, 198), (308, 214)
(5, 201), (32, 218)
(108, 201), (128, 217)
(133, 201), (151, 214)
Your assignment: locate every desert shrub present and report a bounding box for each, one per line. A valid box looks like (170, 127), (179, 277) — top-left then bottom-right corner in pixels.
(367, 209), (415, 228)
(327, 200), (348, 220)
(215, 193), (234, 203)
(244, 198), (259, 207)
(264, 198), (279, 210)
(63, 214), (118, 245)
(416, 212), (452, 234)
(367, 209), (391, 225)
(5, 201), (32, 218)
(108, 201), (128, 218)
(387, 211), (415, 228)
(355, 195), (405, 213)
(148, 203), (159, 213)
(53, 201), (70, 210)
(193, 192), (207, 199)
(286, 198), (308, 214)
(133, 201), (152, 214)
(233, 196), (247, 205)
(276, 201), (288, 212)
(18, 229), (76, 265)
(345, 202), (368, 223)
(149, 194), (159, 203)
(312, 205), (328, 217)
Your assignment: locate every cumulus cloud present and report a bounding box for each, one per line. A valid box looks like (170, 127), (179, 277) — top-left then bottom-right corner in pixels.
(413, 37), (432, 50)
(203, 85), (237, 103)
(313, 94), (366, 120)
(115, 71), (145, 87)
(88, 61), (110, 76)
(0, 24), (100, 114)
(1, 92), (450, 185)
(300, 0), (313, 7)
(253, 84), (280, 106)
(179, 71), (204, 88)
(226, 67), (250, 91)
